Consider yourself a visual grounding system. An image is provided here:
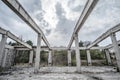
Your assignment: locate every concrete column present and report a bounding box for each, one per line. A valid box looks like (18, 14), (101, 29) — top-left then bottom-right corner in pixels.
(8, 49), (12, 67)
(2, 49), (8, 67)
(86, 49), (92, 66)
(48, 50), (52, 66)
(110, 33), (120, 71)
(67, 50), (71, 66)
(105, 49), (112, 65)
(29, 50), (34, 66)
(0, 35), (7, 66)
(74, 33), (81, 72)
(11, 49), (16, 66)
(14, 50), (19, 65)
(34, 34), (42, 72)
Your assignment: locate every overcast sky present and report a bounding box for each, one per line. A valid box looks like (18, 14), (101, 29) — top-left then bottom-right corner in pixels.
(0, 0), (120, 47)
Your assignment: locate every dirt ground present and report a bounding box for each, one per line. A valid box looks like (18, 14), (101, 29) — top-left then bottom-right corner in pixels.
(0, 66), (120, 80)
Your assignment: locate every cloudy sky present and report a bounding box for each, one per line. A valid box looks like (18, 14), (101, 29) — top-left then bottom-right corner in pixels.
(0, 0), (120, 47)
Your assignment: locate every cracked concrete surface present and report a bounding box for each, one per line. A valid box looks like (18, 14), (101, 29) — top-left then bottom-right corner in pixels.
(0, 66), (120, 80)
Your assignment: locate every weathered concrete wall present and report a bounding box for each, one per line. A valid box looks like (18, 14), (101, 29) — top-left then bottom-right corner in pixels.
(2, 48), (15, 68)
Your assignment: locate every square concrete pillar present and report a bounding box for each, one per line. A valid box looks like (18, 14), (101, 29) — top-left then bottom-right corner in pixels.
(105, 49), (112, 65)
(34, 34), (42, 72)
(86, 49), (92, 66)
(74, 33), (81, 72)
(67, 50), (71, 66)
(2, 49), (8, 67)
(48, 50), (52, 66)
(110, 33), (120, 71)
(29, 50), (34, 66)
(0, 34), (7, 66)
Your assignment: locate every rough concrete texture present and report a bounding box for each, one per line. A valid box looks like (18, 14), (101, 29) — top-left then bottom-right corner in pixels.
(0, 66), (120, 80)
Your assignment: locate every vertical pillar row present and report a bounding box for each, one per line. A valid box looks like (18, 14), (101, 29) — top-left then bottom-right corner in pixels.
(0, 34), (7, 66)
(34, 34), (42, 72)
(74, 33), (81, 72)
(110, 33), (120, 71)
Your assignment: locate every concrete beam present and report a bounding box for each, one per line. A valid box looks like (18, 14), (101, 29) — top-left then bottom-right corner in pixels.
(7, 31), (32, 49)
(0, 27), (32, 49)
(68, 0), (99, 49)
(88, 23), (120, 49)
(5, 45), (14, 49)
(105, 40), (120, 49)
(14, 46), (105, 51)
(2, 0), (50, 49)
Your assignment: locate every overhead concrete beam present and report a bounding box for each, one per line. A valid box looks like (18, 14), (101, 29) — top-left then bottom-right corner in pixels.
(105, 40), (120, 49)
(14, 45), (105, 51)
(0, 27), (32, 49)
(5, 45), (14, 49)
(87, 23), (120, 49)
(2, 0), (50, 49)
(68, 0), (99, 49)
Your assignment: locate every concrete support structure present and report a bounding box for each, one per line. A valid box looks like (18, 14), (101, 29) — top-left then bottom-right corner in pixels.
(67, 50), (71, 66)
(110, 33), (120, 71)
(34, 34), (42, 72)
(48, 50), (52, 66)
(74, 34), (81, 72)
(86, 50), (92, 66)
(2, 49), (8, 67)
(68, 0), (98, 49)
(29, 50), (34, 66)
(0, 35), (7, 66)
(2, 0), (50, 49)
(105, 49), (112, 65)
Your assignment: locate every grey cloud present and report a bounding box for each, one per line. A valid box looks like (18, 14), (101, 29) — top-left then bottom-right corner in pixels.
(45, 29), (52, 35)
(0, 0), (120, 47)
(55, 2), (76, 36)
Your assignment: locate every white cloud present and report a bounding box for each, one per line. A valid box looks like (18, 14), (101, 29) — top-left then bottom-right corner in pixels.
(41, 0), (59, 29)
(0, 0), (120, 47)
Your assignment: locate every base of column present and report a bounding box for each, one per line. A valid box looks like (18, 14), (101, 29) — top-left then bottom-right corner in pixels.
(29, 63), (33, 67)
(34, 69), (39, 74)
(68, 63), (71, 66)
(87, 62), (92, 66)
(76, 67), (81, 73)
(48, 63), (52, 66)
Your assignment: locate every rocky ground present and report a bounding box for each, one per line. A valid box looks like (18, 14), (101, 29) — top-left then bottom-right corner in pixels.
(0, 66), (120, 80)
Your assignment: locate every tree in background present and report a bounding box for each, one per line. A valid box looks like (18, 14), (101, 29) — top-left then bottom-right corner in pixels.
(26, 40), (33, 46)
